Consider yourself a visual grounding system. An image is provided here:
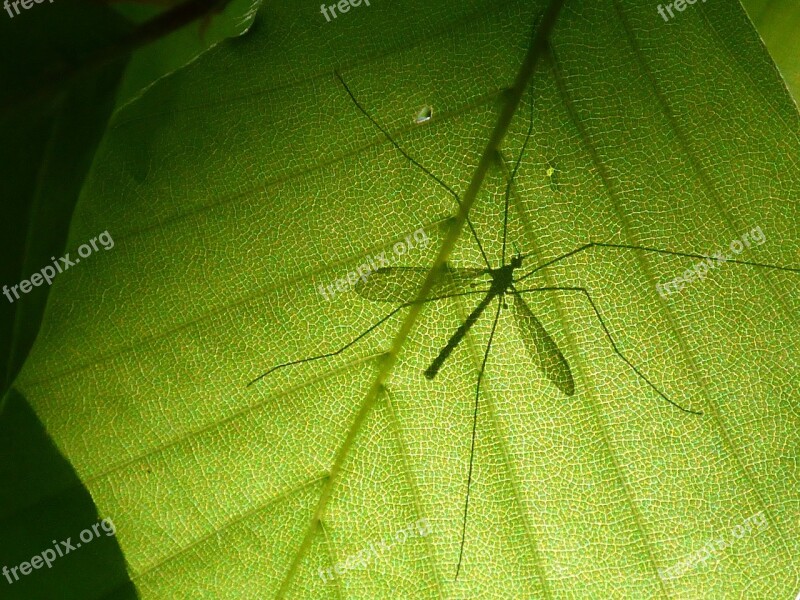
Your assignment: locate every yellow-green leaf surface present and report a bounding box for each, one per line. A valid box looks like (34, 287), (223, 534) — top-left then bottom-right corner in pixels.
(12, 0), (800, 597)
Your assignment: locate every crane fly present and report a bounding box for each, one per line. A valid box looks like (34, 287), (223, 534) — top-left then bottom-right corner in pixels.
(250, 66), (703, 582)
(249, 49), (800, 584)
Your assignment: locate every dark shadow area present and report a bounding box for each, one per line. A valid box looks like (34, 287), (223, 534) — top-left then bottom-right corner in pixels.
(0, 389), (138, 599)
(0, 1), (132, 395)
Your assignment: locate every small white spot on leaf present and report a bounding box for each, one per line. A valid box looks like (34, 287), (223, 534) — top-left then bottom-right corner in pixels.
(414, 105), (433, 124)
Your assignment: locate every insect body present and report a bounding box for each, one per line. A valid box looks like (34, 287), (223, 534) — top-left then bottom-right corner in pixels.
(253, 68), (707, 583)
(357, 255), (575, 395)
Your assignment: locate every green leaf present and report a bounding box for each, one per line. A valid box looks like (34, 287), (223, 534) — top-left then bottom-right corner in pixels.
(0, 389), (137, 599)
(0, 10), (138, 600)
(10, 0), (800, 598)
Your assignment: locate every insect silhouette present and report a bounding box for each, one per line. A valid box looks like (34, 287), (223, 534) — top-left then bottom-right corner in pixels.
(249, 67), (800, 581)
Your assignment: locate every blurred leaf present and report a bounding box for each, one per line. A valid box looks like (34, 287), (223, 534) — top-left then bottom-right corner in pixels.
(10, 0), (800, 598)
(111, 0), (256, 109)
(741, 0), (800, 105)
(0, 389), (136, 599)
(0, 1), (131, 397)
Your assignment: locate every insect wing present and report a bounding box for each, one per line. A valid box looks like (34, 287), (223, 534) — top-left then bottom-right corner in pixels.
(511, 290), (575, 396)
(354, 266), (486, 302)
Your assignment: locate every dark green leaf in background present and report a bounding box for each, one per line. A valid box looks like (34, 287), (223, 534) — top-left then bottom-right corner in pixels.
(741, 0), (800, 104)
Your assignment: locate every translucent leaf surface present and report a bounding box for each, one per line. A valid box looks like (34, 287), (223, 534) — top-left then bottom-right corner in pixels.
(12, 0), (800, 597)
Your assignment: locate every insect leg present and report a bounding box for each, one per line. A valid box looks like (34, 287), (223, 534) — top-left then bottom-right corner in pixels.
(425, 291), (497, 379)
(455, 297), (502, 580)
(515, 241), (800, 284)
(591, 242), (800, 275)
(500, 80), (536, 264)
(248, 288), (491, 386)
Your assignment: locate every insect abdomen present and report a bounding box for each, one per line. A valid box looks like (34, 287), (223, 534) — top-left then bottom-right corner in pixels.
(425, 293), (495, 379)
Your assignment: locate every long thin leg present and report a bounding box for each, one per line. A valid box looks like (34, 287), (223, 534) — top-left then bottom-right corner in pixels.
(514, 241), (800, 284)
(248, 288), (491, 386)
(500, 81), (536, 265)
(334, 70), (494, 271)
(455, 297), (503, 580)
(512, 285), (703, 415)
(593, 241), (800, 274)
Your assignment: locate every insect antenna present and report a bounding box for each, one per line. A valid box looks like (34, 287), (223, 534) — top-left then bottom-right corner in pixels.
(500, 81), (536, 266)
(334, 70), (494, 272)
